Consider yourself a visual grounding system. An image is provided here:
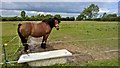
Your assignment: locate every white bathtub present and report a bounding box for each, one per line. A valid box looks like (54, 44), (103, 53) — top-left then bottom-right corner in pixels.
(18, 49), (72, 66)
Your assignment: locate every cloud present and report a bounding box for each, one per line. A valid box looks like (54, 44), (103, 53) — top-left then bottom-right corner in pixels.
(99, 9), (110, 13)
(97, 2), (118, 14)
(1, 2), (85, 13)
(1, 2), (118, 17)
(99, 8), (118, 15)
(1, 0), (119, 2)
(1, 9), (80, 17)
(2, 2), (118, 13)
(0, 9), (20, 17)
(26, 11), (52, 16)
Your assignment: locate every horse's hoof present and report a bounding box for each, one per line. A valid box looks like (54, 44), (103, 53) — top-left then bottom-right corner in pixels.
(24, 49), (30, 54)
(41, 43), (47, 49)
(41, 45), (47, 49)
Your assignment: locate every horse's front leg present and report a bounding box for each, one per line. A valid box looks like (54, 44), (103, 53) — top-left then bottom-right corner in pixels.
(41, 34), (49, 49)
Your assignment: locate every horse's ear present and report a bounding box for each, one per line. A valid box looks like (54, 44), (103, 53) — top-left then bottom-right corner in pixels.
(54, 17), (60, 23)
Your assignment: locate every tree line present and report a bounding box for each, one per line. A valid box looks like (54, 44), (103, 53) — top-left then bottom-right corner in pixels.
(0, 4), (119, 21)
(1, 14), (75, 21)
(1, 10), (75, 21)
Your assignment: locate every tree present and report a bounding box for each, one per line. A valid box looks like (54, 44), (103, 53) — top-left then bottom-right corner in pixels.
(106, 14), (117, 18)
(102, 13), (107, 18)
(25, 15), (30, 21)
(21, 11), (26, 18)
(37, 14), (41, 17)
(77, 4), (99, 20)
(69, 17), (75, 21)
(85, 4), (99, 19)
(0, 16), (1, 21)
(101, 13), (118, 21)
(76, 13), (86, 21)
(45, 14), (53, 19)
(41, 14), (45, 17)
(66, 17), (70, 20)
(54, 14), (61, 19)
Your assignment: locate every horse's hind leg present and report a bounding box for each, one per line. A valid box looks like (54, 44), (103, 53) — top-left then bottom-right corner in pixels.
(21, 38), (29, 52)
(19, 35), (29, 52)
(17, 24), (29, 52)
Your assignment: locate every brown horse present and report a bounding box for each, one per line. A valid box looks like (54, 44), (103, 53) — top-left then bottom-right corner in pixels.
(17, 17), (60, 52)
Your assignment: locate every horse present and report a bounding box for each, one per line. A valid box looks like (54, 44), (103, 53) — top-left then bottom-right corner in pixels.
(17, 17), (60, 52)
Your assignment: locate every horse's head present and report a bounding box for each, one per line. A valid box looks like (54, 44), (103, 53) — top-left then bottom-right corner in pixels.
(43, 17), (61, 30)
(54, 17), (60, 30)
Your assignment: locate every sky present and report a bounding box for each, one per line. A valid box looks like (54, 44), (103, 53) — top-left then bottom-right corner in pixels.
(0, 0), (119, 17)
(1, 0), (120, 2)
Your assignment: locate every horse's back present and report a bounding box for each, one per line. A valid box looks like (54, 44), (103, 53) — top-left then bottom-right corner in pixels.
(19, 22), (52, 38)
(30, 22), (48, 37)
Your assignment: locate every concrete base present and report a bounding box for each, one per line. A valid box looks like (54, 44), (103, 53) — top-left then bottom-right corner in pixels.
(28, 57), (68, 66)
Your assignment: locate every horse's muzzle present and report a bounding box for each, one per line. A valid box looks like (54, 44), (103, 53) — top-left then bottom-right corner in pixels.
(56, 27), (59, 30)
(55, 24), (59, 30)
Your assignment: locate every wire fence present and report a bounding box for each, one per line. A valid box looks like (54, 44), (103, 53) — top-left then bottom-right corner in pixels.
(3, 36), (118, 56)
(1, 35), (118, 64)
(2, 35), (22, 57)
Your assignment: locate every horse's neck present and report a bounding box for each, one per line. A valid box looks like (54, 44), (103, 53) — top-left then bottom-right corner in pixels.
(43, 22), (53, 29)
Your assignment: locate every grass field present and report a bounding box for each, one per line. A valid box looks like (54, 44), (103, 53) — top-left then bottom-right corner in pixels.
(0, 21), (118, 67)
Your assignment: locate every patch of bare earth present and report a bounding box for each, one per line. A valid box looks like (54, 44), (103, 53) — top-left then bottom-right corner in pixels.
(19, 40), (118, 64)
(50, 42), (118, 64)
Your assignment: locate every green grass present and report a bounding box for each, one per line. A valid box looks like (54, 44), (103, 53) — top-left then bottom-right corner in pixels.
(1, 21), (118, 67)
(51, 59), (118, 66)
(83, 59), (118, 66)
(50, 21), (118, 49)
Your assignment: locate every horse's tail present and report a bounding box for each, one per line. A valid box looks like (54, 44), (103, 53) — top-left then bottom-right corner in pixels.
(17, 23), (22, 38)
(17, 23), (26, 46)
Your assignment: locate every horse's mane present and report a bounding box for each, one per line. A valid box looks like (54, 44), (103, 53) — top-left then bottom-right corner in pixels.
(42, 17), (60, 28)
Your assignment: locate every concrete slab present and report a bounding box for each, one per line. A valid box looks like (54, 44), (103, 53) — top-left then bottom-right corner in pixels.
(28, 57), (68, 66)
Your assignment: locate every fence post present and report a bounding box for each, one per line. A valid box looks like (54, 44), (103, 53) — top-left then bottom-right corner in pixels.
(3, 44), (7, 68)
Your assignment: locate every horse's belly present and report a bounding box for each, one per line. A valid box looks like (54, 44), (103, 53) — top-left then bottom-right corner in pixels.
(31, 31), (46, 37)
(31, 35), (43, 38)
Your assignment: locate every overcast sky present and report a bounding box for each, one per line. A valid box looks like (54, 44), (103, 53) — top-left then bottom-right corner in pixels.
(1, 0), (120, 2)
(0, 0), (119, 17)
